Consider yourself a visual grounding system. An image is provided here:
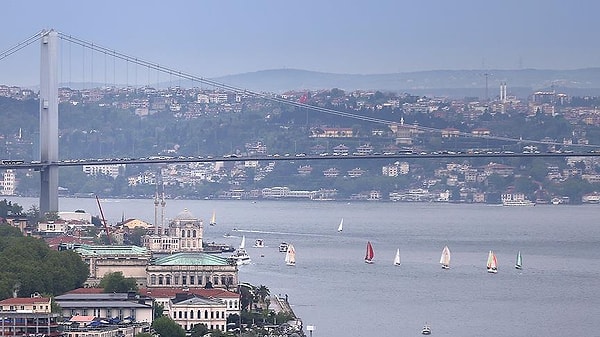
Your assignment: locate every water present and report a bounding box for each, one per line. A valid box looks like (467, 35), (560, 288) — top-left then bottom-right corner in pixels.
(7, 197), (600, 337)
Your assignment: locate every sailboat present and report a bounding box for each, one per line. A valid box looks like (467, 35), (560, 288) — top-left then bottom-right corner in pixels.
(337, 218), (344, 232)
(209, 210), (216, 226)
(515, 251), (523, 270)
(285, 244), (296, 266)
(393, 248), (401, 266)
(487, 250), (498, 273)
(228, 235), (251, 265)
(365, 241), (374, 264)
(440, 245), (451, 269)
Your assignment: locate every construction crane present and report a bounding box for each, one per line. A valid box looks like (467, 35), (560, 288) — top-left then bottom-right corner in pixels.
(95, 195), (111, 245)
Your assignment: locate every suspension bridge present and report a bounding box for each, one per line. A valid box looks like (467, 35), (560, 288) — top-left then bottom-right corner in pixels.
(1, 29), (599, 215)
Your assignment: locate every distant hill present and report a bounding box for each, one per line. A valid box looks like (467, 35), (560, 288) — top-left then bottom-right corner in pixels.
(213, 68), (600, 97)
(50, 68), (600, 98)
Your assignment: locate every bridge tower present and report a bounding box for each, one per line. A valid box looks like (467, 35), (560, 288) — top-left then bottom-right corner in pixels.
(39, 30), (59, 215)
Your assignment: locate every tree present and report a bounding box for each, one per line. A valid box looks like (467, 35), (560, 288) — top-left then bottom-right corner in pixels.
(0, 231), (88, 299)
(0, 199), (23, 218)
(189, 323), (209, 337)
(153, 302), (165, 319)
(99, 271), (138, 293)
(151, 316), (186, 337)
(255, 285), (270, 307)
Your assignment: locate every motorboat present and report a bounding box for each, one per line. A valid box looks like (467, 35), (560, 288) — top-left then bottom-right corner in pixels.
(421, 324), (431, 335)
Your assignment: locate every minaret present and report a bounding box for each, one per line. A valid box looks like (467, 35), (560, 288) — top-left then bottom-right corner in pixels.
(160, 192), (166, 235)
(153, 191), (159, 235)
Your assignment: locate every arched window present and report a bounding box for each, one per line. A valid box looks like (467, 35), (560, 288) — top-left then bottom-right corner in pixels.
(150, 275), (156, 285)
(204, 310), (208, 319)
(193, 230), (197, 237)
(190, 310), (194, 319)
(197, 310), (201, 318)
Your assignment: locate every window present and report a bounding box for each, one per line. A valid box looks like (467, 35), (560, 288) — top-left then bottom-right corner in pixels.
(189, 275), (195, 285)
(166, 275), (171, 285)
(182, 276), (187, 285)
(174, 275), (179, 284)
(151, 275), (157, 285)
(158, 275), (164, 285)
(190, 310), (194, 319)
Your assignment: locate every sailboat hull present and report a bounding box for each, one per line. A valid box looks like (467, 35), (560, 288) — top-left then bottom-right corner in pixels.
(365, 259), (374, 264)
(487, 268), (498, 273)
(441, 264), (450, 269)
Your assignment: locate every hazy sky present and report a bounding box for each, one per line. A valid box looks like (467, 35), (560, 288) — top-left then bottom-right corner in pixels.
(1, 0), (599, 86)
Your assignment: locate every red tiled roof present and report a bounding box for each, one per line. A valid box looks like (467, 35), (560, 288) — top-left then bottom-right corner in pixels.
(64, 288), (104, 294)
(0, 297), (51, 305)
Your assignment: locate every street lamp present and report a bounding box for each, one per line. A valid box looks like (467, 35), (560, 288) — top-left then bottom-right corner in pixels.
(306, 325), (315, 337)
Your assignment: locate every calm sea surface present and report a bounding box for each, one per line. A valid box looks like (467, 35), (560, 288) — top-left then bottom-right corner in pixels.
(7, 197), (600, 337)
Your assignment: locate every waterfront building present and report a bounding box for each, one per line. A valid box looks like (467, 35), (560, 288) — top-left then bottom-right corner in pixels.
(74, 245), (151, 287)
(169, 293), (227, 331)
(139, 287), (239, 320)
(142, 209), (204, 254)
(54, 290), (153, 324)
(0, 295), (62, 337)
(146, 253), (238, 290)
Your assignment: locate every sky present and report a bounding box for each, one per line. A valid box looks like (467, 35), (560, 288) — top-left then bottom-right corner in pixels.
(1, 0), (600, 86)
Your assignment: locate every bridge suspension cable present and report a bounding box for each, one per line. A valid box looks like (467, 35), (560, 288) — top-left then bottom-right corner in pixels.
(30, 31), (598, 150)
(0, 30), (44, 61)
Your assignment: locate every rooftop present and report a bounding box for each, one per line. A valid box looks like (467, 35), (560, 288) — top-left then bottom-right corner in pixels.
(75, 244), (150, 256)
(151, 252), (231, 266)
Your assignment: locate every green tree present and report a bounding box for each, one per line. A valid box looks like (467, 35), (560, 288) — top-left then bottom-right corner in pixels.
(0, 232), (88, 299)
(153, 302), (165, 319)
(0, 224), (23, 237)
(151, 316), (186, 337)
(99, 271), (138, 293)
(0, 199), (23, 218)
(190, 323), (209, 337)
(255, 285), (270, 307)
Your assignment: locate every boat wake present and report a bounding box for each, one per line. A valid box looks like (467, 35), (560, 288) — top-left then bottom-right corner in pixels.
(233, 228), (330, 238)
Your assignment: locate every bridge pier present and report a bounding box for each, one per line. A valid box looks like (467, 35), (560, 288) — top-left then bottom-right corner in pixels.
(39, 30), (59, 215)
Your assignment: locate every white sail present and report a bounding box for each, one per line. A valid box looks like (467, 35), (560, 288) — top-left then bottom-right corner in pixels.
(515, 251), (523, 269)
(487, 250), (498, 273)
(209, 210), (216, 226)
(393, 248), (401, 266)
(239, 235), (246, 249)
(285, 244), (296, 266)
(337, 218), (344, 232)
(440, 245), (451, 269)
